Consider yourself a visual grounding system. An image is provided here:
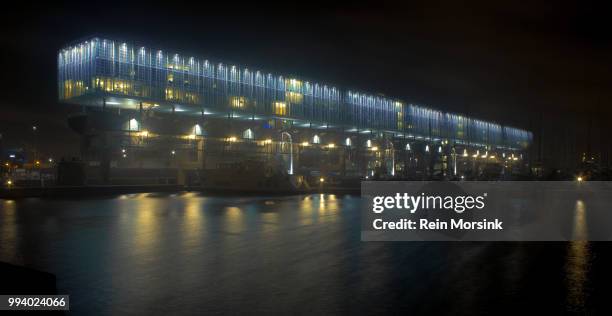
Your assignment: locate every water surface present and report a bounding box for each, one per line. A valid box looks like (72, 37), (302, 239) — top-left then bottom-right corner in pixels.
(0, 193), (610, 314)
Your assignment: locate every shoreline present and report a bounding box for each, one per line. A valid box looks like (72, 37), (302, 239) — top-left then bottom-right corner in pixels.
(0, 185), (361, 199)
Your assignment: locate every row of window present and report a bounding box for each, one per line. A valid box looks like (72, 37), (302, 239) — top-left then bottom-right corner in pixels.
(58, 38), (532, 148)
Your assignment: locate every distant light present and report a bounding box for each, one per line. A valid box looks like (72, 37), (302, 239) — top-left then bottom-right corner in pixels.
(227, 137), (237, 142)
(128, 118), (139, 131)
(371, 146), (379, 151)
(425, 145), (430, 152)
(264, 139), (273, 144)
(438, 146), (442, 153)
(171, 150), (176, 155)
(121, 148), (126, 153)
(35, 161), (40, 165)
(9, 154), (15, 158)
(577, 176), (583, 182)
(463, 149), (468, 157)
(328, 143), (335, 149)
(405, 143), (411, 151)
(301, 142), (309, 147)
(48, 158), (53, 163)
(193, 124), (202, 136)
(319, 177), (325, 183)
(6, 180), (12, 186)
(122, 154), (127, 158)
(366, 139), (372, 148)
(139, 130), (149, 137)
(345, 137), (352, 147)
(32, 126), (37, 131)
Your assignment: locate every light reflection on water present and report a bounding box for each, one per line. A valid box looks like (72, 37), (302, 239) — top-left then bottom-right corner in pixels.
(0, 194), (605, 314)
(0, 200), (17, 260)
(565, 200), (591, 312)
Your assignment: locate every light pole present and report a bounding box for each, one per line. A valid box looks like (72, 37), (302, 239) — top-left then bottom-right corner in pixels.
(280, 132), (293, 175)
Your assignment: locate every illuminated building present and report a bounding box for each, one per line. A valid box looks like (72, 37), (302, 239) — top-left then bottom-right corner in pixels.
(58, 37), (532, 184)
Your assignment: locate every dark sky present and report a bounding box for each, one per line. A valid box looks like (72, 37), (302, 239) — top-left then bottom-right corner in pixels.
(1, 1), (611, 166)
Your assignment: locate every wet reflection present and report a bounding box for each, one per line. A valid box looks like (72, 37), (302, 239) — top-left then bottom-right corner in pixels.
(565, 200), (591, 312)
(183, 194), (204, 247)
(0, 200), (17, 260)
(131, 195), (162, 254)
(260, 208), (279, 238)
(0, 193), (607, 315)
(299, 195), (314, 225)
(224, 206), (245, 234)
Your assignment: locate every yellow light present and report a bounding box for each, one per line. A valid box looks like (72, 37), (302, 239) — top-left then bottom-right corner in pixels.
(319, 177), (325, 183)
(227, 137), (237, 142)
(489, 156), (495, 159)
(301, 142), (309, 147)
(328, 143), (335, 148)
(371, 146), (379, 151)
(512, 157), (518, 161)
(139, 130), (149, 137)
(6, 180), (12, 186)
(577, 176), (583, 182)
(35, 161), (40, 165)
(187, 134), (196, 140)
(264, 139), (273, 144)
(4, 163), (8, 167)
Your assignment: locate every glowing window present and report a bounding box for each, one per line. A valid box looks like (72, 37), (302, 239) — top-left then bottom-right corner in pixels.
(286, 78), (302, 92)
(243, 128), (254, 140)
(128, 118), (139, 131)
(312, 134), (320, 144)
(231, 96), (246, 108)
(286, 91), (303, 104)
(274, 102), (287, 116)
(193, 124), (202, 136)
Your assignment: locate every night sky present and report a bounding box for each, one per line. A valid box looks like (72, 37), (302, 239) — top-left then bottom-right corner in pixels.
(1, 2), (611, 168)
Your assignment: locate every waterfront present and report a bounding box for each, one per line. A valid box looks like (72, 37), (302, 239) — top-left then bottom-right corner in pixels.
(0, 193), (610, 314)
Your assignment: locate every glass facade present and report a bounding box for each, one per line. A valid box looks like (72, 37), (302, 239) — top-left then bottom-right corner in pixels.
(58, 37), (532, 149)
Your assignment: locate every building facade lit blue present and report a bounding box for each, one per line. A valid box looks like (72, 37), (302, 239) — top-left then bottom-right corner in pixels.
(58, 37), (532, 184)
(58, 37), (531, 150)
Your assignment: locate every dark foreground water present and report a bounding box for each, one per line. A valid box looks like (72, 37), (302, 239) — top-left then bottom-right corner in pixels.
(1, 193), (611, 315)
